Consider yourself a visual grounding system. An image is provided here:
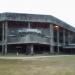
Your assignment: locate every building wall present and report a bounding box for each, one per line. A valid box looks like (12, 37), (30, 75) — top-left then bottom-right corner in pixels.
(0, 16), (75, 55)
(7, 21), (50, 44)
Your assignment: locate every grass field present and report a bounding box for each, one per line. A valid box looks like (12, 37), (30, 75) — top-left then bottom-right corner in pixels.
(0, 55), (75, 75)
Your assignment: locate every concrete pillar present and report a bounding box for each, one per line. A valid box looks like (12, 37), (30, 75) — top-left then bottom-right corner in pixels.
(50, 24), (54, 54)
(28, 22), (30, 29)
(57, 26), (60, 53)
(30, 44), (34, 55)
(26, 44), (34, 55)
(63, 29), (66, 46)
(68, 31), (70, 44)
(28, 22), (33, 55)
(4, 21), (8, 55)
(2, 23), (4, 54)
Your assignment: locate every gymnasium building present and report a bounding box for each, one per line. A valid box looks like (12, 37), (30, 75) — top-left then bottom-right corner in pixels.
(0, 12), (75, 55)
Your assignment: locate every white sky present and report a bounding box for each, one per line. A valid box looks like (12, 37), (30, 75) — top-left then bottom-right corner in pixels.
(0, 0), (75, 27)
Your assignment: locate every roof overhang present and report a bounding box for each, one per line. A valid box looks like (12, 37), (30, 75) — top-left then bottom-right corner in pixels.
(0, 12), (75, 32)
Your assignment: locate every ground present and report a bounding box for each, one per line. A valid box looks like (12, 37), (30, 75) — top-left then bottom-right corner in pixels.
(0, 55), (75, 75)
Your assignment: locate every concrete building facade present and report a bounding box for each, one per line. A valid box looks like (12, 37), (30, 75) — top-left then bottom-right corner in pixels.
(0, 12), (75, 55)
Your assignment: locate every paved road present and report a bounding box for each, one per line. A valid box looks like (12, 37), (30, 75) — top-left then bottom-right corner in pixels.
(0, 55), (74, 60)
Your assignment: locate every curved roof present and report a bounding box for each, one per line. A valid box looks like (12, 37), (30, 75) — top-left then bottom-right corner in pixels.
(0, 12), (75, 32)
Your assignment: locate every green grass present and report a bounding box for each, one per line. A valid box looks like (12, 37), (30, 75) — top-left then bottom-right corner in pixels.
(0, 55), (75, 75)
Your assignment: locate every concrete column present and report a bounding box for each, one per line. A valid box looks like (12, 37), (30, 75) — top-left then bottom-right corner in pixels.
(68, 31), (70, 44)
(26, 44), (34, 55)
(28, 22), (30, 29)
(28, 22), (33, 55)
(57, 26), (59, 53)
(2, 23), (5, 55)
(30, 44), (34, 55)
(50, 24), (54, 54)
(4, 21), (8, 55)
(63, 29), (66, 46)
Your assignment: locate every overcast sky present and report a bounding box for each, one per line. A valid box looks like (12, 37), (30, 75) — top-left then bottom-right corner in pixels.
(0, 0), (75, 27)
